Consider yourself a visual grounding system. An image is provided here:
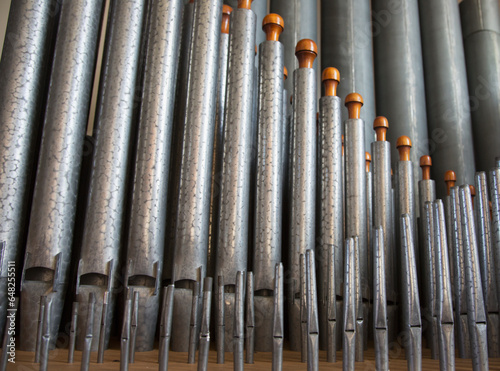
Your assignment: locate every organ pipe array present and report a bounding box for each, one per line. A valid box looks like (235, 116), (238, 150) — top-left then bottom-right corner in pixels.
(1, 0), (500, 369)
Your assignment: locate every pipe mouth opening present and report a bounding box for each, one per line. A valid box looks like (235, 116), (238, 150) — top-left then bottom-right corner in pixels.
(255, 289), (273, 297)
(79, 273), (108, 287)
(224, 285), (236, 294)
(128, 275), (155, 288)
(175, 279), (198, 291)
(24, 267), (53, 282)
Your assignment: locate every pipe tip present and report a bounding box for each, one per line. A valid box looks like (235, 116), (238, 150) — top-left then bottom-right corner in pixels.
(396, 136), (411, 161)
(444, 170), (456, 182)
(263, 14), (284, 42)
(469, 185), (476, 197)
(420, 155), (432, 180)
(223, 4), (233, 14)
(373, 116), (388, 141)
(221, 5), (233, 34)
(345, 93), (363, 119)
(420, 155), (432, 167)
(322, 67), (340, 97)
(396, 135), (411, 149)
(284, 66), (288, 81)
(238, 0), (253, 9)
(295, 39), (317, 68)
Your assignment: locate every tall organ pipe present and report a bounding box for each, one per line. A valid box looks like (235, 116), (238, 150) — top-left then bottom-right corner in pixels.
(171, 0), (222, 352)
(418, 0), (476, 196)
(321, 0), (376, 149)
(288, 39), (317, 352)
(253, 13), (284, 352)
(0, 0), (60, 339)
(20, 0), (105, 351)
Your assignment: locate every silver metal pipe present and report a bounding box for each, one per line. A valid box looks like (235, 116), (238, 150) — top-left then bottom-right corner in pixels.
(81, 293), (95, 371)
(216, 276), (225, 364)
(373, 227), (389, 371)
(366, 155), (373, 305)
(300, 254), (307, 363)
(34, 297), (45, 363)
(272, 263), (284, 371)
(171, 0), (222, 351)
(321, 0), (376, 148)
(97, 292), (109, 363)
(68, 302), (78, 363)
(460, 0), (500, 171)
(188, 281), (200, 364)
(433, 200), (455, 371)
(353, 236), (364, 362)
(318, 70), (343, 353)
(234, 271), (245, 371)
(198, 277), (212, 371)
(120, 291), (132, 371)
(253, 16), (285, 352)
(450, 186), (472, 358)
(419, 0), (476, 196)
(343, 237), (356, 371)
(0, 0), (59, 338)
(372, 0), (429, 194)
(39, 296), (52, 371)
(20, 0), (105, 351)
(326, 245), (337, 363)
(475, 172), (500, 357)
(245, 272), (255, 364)
(306, 250), (319, 371)
(159, 285), (175, 371)
(288, 44), (317, 352)
(489, 169), (500, 321)
(129, 291), (139, 363)
(459, 185), (489, 371)
(400, 214), (422, 371)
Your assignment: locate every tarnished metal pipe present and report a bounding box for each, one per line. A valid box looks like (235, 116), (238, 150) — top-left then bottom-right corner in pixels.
(129, 291), (139, 363)
(0, 0), (60, 339)
(344, 93), (367, 358)
(188, 281), (200, 364)
(120, 290), (132, 371)
(20, 0), (105, 351)
(475, 172), (500, 357)
(159, 285), (175, 371)
(366, 152), (373, 305)
(300, 254), (307, 363)
(318, 67), (343, 353)
(253, 13), (285, 352)
(326, 245), (337, 363)
(343, 237), (356, 371)
(39, 296), (52, 371)
(306, 250), (319, 371)
(400, 214), (422, 371)
(460, 185), (489, 370)
(444, 172), (456, 295)
(68, 302), (78, 363)
(489, 168), (500, 319)
(81, 293), (95, 371)
(97, 292), (109, 363)
(171, 0), (222, 351)
(433, 200), (455, 371)
(272, 263), (284, 371)
(198, 277), (212, 371)
(234, 271), (245, 371)
(216, 276), (225, 364)
(288, 39), (317, 352)
(373, 227), (389, 371)
(34, 297), (45, 363)
(419, 0), (476, 196)
(245, 272), (255, 364)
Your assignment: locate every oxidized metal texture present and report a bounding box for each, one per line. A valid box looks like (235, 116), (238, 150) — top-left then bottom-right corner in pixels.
(39, 296), (52, 371)
(306, 250), (319, 371)
(433, 200), (455, 371)
(198, 277), (212, 371)
(171, 0), (222, 351)
(450, 186), (472, 358)
(318, 94), (343, 350)
(81, 293), (95, 371)
(120, 291), (132, 371)
(353, 237), (363, 362)
(419, 0), (476, 196)
(366, 169), (373, 299)
(321, 0), (376, 147)
(326, 246), (337, 363)
(234, 271), (245, 371)
(460, 0), (500, 171)
(164, 0), (195, 282)
(372, 0), (429, 195)
(475, 172), (500, 357)
(371, 141), (396, 304)
(422, 202), (438, 359)
(129, 291), (139, 362)
(216, 6), (256, 286)
(345, 118), (367, 302)
(288, 67), (317, 351)
(419, 179), (436, 220)
(68, 302), (78, 363)
(188, 281), (200, 364)
(400, 214), (422, 371)
(444, 195), (454, 293)
(208, 31), (230, 281)
(20, 0), (105, 351)
(373, 227), (389, 371)
(300, 254), (307, 362)
(272, 263), (284, 371)
(343, 237), (356, 371)
(459, 185), (489, 370)
(158, 285), (174, 371)
(77, 0), (147, 352)
(0, 0), (59, 339)
(216, 276), (225, 363)
(269, 0), (317, 95)
(245, 272), (255, 364)
(489, 169), (500, 319)
(281, 88), (290, 194)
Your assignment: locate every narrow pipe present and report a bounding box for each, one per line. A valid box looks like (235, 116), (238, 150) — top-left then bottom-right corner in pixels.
(80, 293), (95, 371)
(272, 263), (284, 371)
(306, 250), (319, 371)
(159, 285), (175, 371)
(343, 238), (356, 371)
(39, 296), (52, 371)
(326, 245), (337, 363)
(97, 292), (109, 363)
(68, 302), (78, 363)
(128, 291), (139, 363)
(197, 277), (212, 371)
(188, 282), (200, 364)
(245, 272), (255, 364)
(216, 276), (225, 364)
(234, 271), (245, 371)
(120, 291), (132, 371)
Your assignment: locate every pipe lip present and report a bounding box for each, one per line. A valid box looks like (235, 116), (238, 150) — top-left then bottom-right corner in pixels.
(321, 67), (340, 83)
(420, 155), (432, 167)
(373, 116), (388, 141)
(444, 170), (456, 182)
(396, 135), (412, 149)
(263, 13), (284, 42)
(345, 93), (363, 119)
(295, 39), (317, 69)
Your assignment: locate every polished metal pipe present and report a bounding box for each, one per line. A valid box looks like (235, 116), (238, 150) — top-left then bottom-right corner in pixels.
(272, 263), (284, 371)
(460, 185), (489, 370)
(318, 67), (343, 352)
(343, 237), (356, 371)
(0, 0), (59, 338)
(234, 271), (245, 371)
(306, 250), (319, 371)
(253, 14), (285, 352)
(20, 0), (105, 351)
(159, 285), (175, 371)
(288, 40), (317, 352)
(433, 200), (455, 371)
(419, 0), (476, 196)
(198, 277), (212, 371)
(326, 245), (337, 363)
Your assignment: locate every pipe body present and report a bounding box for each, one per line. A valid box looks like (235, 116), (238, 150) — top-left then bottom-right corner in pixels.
(418, 0), (476, 196)
(20, 0), (105, 351)
(490, 169), (500, 321)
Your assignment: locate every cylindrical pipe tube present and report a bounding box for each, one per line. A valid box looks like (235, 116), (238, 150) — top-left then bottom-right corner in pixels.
(288, 40), (317, 351)
(171, 0), (222, 352)
(318, 67), (343, 351)
(77, 0), (147, 352)
(20, 0), (105, 351)
(343, 237), (356, 371)
(321, 0), (376, 149)
(418, 0), (476, 196)
(0, 0), (59, 338)
(489, 169), (500, 320)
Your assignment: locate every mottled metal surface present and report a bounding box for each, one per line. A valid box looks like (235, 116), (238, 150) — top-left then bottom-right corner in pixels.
(372, 0), (429, 194)
(419, 0), (476, 197)
(0, 0), (59, 338)
(372, 141), (396, 304)
(158, 285), (174, 371)
(459, 185), (489, 370)
(272, 263), (284, 371)
(270, 0), (317, 96)
(288, 67), (316, 351)
(433, 200), (455, 371)
(321, 0), (376, 148)
(306, 250), (319, 371)
(20, 0), (104, 351)
(343, 238), (356, 371)
(326, 246), (336, 363)
(318, 94), (343, 351)
(475, 172), (500, 356)
(489, 169), (500, 323)
(245, 272), (255, 364)
(234, 271), (245, 371)
(198, 277), (212, 371)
